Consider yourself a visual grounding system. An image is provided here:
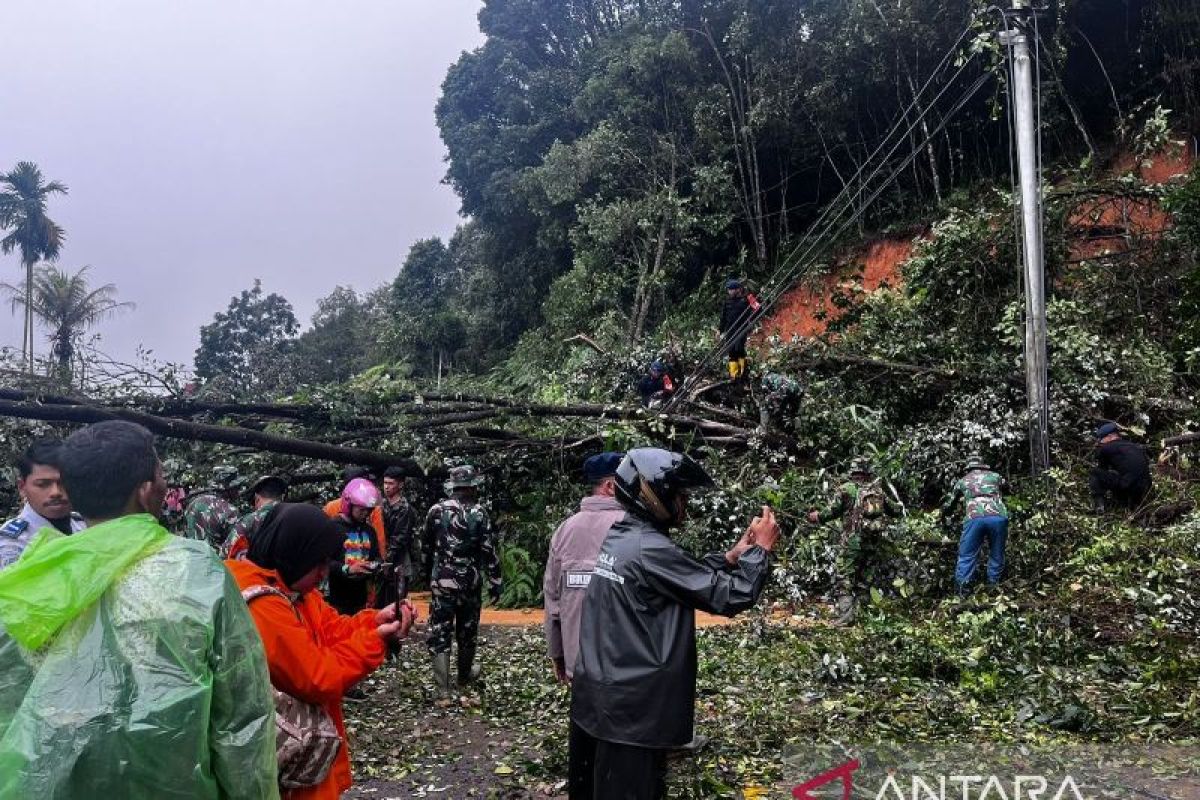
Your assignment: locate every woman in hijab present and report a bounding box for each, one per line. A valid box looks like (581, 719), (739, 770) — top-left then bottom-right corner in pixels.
(227, 503), (416, 800)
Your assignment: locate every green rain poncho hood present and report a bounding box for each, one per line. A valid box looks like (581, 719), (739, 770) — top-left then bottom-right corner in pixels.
(0, 514), (279, 799)
(0, 514), (169, 649)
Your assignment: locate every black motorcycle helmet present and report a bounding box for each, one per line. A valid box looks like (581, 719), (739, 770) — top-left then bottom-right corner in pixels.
(614, 448), (716, 528)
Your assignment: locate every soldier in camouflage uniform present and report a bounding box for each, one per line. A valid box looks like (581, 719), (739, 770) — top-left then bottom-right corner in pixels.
(942, 453), (1009, 595)
(807, 458), (902, 625)
(758, 371), (803, 431)
(181, 465), (244, 551)
(221, 474), (288, 560)
(423, 465), (502, 700)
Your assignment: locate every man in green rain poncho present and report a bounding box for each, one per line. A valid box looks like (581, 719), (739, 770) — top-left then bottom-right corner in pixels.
(0, 421), (279, 799)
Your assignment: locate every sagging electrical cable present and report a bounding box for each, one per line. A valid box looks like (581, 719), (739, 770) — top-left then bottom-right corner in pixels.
(665, 29), (990, 411)
(666, 25), (985, 407)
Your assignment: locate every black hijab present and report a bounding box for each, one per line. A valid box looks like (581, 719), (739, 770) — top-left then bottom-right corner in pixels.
(247, 502), (345, 588)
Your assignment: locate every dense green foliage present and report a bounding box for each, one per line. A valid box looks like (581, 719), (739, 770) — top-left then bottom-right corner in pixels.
(181, 0), (1197, 388)
(194, 279), (300, 394)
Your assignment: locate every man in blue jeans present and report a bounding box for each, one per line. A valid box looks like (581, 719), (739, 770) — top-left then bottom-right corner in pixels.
(943, 453), (1009, 595)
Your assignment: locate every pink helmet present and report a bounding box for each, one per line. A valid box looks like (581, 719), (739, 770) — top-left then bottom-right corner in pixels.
(340, 477), (381, 514)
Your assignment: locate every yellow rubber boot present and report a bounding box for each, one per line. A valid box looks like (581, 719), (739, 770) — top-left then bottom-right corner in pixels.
(738, 358), (748, 379)
(728, 360), (740, 380)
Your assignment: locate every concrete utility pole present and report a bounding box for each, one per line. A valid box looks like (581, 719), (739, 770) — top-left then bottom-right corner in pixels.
(1002, 0), (1050, 473)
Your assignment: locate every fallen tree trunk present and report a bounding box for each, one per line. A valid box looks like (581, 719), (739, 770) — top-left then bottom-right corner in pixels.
(0, 387), (388, 427)
(0, 399), (423, 474)
(1164, 431), (1200, 448)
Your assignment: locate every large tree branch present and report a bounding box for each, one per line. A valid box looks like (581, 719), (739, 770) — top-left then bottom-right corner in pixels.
(0, 399), (422, 474)
(1164, 431), (1200, 448)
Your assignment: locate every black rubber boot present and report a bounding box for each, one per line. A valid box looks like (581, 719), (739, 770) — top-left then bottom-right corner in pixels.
(832, 594), (857, 626)
(457, 644), (481, 686)
(431, 652), (452, 702)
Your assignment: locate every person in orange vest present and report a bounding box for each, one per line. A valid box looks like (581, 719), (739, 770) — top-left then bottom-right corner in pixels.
(637, 360), (676, 407)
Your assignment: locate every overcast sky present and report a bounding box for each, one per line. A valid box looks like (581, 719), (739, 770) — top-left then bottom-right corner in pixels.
(0, 0), (483, 368)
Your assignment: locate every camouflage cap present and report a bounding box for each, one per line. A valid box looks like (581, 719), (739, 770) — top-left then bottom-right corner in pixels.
(965, 453), (990, 471)
(444, 464), (485, 494)
(848, 457), (874, 476)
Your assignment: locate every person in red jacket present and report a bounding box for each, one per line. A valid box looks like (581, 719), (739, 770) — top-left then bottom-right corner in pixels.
(227, 503), (417, 800)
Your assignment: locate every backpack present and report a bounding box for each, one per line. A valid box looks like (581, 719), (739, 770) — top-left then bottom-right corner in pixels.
(241, 585), (342, 789)
(849, 481), (889, 534)
(433, 503), (487, 575)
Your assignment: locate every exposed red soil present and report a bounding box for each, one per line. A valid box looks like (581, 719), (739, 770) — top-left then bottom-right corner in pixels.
(1111, 141), (1194, 185)
(1065, 144), (1193, 264)
(753, 143), (1193, 344)
(753, 237), (915, 344)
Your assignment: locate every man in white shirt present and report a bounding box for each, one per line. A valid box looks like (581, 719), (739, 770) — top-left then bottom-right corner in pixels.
(1, 438), (86, 569)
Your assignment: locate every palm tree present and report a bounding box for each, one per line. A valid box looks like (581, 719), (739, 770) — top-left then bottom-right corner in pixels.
(0, 162), (68, 372)
(1, 265), (132, 385)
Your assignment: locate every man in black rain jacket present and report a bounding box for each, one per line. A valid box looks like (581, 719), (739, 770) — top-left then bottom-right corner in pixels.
(569, 448), (780, 799)
(718, 279), (757, 381)
(1089, 422), (1152, 512)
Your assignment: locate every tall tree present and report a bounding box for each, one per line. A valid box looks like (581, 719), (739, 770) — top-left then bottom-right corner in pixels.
(293, 286), (390, 384)
(194, 280), (299, 397)
(1, 265), (132, 386)
(0, 162), (68, 372)
(386, 238), (469, 379)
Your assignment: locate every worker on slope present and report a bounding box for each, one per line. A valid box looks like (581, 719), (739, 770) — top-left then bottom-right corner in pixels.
(942, 453), (1009, 596)
(717, 279), (759, 381)
(807, 457), (902, 625)
(637, 361), (677, 408)
(1090, 422), (1152, 513)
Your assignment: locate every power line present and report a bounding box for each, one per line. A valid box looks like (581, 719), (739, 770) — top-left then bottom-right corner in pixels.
(666, 23), (990, 410)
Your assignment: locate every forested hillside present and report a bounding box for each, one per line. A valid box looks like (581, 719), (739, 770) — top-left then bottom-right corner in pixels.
(180, 0), (1197, 391)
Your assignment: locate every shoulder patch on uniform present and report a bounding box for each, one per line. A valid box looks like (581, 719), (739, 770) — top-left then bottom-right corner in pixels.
(1, 518), (30, 538)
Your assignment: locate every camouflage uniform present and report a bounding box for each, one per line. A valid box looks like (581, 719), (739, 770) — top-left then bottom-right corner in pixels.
(424, 497), (501, 660)
(813, 467), (901, 622)
(220, 500), (279, 559)
(943, 461), (1009, 591)
(182, 492), (241, 552)
(943, 469), (1008, 522)
(759, 372), (802, 430)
